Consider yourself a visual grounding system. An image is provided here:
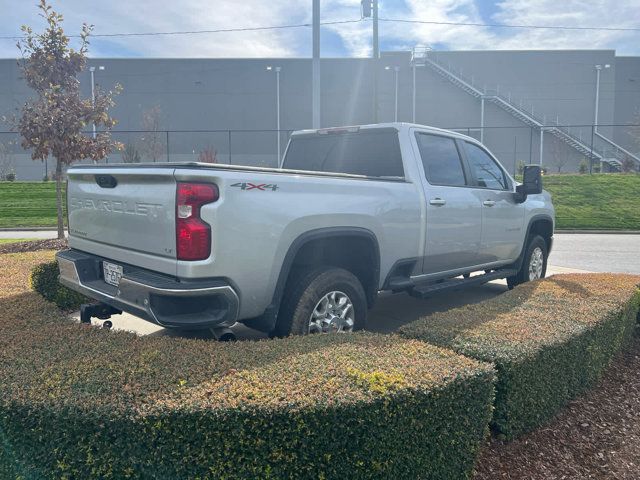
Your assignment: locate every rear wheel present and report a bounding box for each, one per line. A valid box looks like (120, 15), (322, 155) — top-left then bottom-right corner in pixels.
(507, 235), (548, 290)
(271, 266), (367, 337)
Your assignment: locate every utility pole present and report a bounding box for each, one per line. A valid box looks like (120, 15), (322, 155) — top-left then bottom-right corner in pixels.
(373, 0), (379, 123)
(372, 0), (379, 59)
(362, 0), (379, 123)
(312, 0), (320, 129)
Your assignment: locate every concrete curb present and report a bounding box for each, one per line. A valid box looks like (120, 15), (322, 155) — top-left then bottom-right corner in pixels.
(0, 227), (62, 232)
(555, 229), (640, 234)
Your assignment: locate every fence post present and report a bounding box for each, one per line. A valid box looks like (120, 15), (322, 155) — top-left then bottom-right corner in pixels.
(166, 131), (170, 162)
(228, 130), (232, 165)
(589, 125), (595, 174)
(529, 126), (533, 164)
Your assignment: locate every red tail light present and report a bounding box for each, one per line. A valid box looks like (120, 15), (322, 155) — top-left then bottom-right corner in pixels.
(176, 182), (218, 260)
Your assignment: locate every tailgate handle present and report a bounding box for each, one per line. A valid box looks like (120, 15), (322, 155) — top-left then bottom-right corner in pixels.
(95, 175), (117, 188)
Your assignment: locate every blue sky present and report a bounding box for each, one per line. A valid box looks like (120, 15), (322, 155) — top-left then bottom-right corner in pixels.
(0, 0), (638, 58)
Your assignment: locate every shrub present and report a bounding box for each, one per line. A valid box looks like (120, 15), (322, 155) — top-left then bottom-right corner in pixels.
(2, 251), (495, 480)
(30, 259), (87, 310)
(578, 159), (589, 174)
(121, 142), (141, 163)
(400, 274), (640, 439)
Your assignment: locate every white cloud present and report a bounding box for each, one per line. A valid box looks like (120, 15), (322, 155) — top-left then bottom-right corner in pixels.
(0, 0), (638, 58)
(0, 0), (311, 58)
(492, 0), (640, 54)
(376, 0), (638, 55)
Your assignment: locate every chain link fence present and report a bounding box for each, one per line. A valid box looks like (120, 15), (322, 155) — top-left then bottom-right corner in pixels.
(1, 124), (638, 181)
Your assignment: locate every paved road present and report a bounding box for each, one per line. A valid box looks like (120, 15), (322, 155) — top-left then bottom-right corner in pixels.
(6, 230), (639, 274)
(549, 234), (640, 274)
(0, 230), (62, 239)
(72, 264), (589, 341)
(8, 229), (635, 339)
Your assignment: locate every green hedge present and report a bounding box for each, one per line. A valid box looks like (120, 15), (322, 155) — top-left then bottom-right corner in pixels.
(30, 260), (88, 310)
(1, 254), (495, 479)
(400, 273), (640, 440)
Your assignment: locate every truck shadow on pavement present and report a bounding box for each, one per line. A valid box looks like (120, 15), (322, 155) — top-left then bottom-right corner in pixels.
(146, 280), (509, 341)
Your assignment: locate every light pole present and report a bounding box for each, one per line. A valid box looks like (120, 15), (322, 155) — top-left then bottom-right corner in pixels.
(385, 66), (400, 122)
(412, 62), (416, 123)
(267, 66), (282, 164)
(594, 64), (610, 133)
(89, 65), (105, 140)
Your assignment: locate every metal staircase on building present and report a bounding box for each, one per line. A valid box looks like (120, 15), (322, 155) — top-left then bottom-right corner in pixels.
(411, 46), (640, 171)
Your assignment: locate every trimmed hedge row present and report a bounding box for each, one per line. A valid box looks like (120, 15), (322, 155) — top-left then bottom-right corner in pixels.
(30, 259), (88, 310)
(400, 273), (640, 439)
(1, 252), (495, 479)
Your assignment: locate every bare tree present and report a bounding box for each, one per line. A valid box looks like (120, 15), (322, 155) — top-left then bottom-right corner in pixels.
(198, 146), (217, 164)
(0, 139), (15, 180)
(16, 0), (121, 238)
(140, 105), (165, 162)
(549, 137), (569, 173)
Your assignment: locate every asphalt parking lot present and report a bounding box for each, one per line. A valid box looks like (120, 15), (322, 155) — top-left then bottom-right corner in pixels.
(64, 232), (640, 340)
(550, 233), (640, 274)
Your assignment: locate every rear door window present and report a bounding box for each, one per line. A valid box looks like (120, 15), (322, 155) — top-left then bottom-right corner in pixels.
(283, 130), (404, 177)
(464, 142), (508, 190)
(415, 133), (467, 187)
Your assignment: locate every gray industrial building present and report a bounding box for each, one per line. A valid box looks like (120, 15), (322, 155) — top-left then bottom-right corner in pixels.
(1, 48), (639, 180)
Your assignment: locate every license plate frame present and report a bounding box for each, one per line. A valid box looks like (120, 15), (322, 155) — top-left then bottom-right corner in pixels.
(102, 261), (123, 287)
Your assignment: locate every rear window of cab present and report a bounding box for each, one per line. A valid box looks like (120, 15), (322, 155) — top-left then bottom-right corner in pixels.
(283, 130), (404, 178)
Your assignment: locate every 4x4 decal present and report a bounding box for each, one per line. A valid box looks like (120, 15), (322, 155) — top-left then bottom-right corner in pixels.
(230, 182), (279, 191)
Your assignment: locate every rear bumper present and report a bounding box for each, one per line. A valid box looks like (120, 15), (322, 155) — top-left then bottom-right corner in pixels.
(56, 249), (239, 329)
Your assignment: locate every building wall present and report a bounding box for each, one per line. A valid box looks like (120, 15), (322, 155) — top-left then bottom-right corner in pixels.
(0, 49), (637, 179)
(613, 56), (640, 155)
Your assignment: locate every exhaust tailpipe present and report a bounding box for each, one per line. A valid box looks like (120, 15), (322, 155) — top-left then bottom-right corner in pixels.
(210, 326), (236, 342)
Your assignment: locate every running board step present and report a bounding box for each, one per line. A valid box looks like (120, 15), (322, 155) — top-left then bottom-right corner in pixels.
(409, 269), (518, 299)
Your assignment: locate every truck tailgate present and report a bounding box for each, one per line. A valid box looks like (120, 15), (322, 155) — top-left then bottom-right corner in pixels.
(67, 167), (177, 269)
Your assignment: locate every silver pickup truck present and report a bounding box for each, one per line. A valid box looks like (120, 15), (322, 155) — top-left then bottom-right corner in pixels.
(57, 123), (554, 338)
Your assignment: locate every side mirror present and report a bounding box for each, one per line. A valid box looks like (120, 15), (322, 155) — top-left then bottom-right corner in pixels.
(515, 165), (542, 202)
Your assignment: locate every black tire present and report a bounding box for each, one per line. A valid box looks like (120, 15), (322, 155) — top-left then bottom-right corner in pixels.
(507, 235), (548, 290)
(271, 266), (367, 337)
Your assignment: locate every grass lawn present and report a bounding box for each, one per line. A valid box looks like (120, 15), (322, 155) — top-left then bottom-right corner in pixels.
(1, 175), (639, 230)
(0, 238), (36, 244)
(0, 182), (64, 228)
(543, 174), (640, 230)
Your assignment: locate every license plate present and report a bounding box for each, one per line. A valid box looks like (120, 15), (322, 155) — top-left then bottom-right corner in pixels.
(103, 261), (123, 287)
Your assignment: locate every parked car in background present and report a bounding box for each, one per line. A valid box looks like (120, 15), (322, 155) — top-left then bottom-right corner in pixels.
(57, 123), (554, 338)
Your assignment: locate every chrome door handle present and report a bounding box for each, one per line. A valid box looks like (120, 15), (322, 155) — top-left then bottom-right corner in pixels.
(429, 198), (446, 206)
(483, 200), (496, 207)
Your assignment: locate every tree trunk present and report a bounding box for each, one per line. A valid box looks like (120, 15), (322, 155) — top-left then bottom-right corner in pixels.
(55, 160), (64, 240)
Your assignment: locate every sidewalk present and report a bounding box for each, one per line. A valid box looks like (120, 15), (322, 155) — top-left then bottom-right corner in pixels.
(0, 230), (61, 239)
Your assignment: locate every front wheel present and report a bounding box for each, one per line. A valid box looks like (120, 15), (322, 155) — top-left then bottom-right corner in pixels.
(507, 235), (548, 290)
(272, 266), (367, 337)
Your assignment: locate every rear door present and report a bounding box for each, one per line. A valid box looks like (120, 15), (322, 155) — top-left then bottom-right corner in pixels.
(66, 167), (178, 274)
(413, 131), (482, 274)
(461, 141), (525, 264)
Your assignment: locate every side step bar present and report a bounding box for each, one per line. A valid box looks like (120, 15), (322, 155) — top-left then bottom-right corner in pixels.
(409, 269), (518, 299)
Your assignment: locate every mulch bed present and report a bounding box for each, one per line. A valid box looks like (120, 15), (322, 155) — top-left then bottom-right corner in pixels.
(474, 333), (640, 479)
(0, 238), (67, 254)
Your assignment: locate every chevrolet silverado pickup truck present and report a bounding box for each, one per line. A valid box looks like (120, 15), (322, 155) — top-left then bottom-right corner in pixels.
(57, 123), (554, 338)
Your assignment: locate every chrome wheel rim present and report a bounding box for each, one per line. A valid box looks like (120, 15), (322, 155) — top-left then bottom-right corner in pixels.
(528, 247), (544, 280)
(309, 291), (355, 334)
